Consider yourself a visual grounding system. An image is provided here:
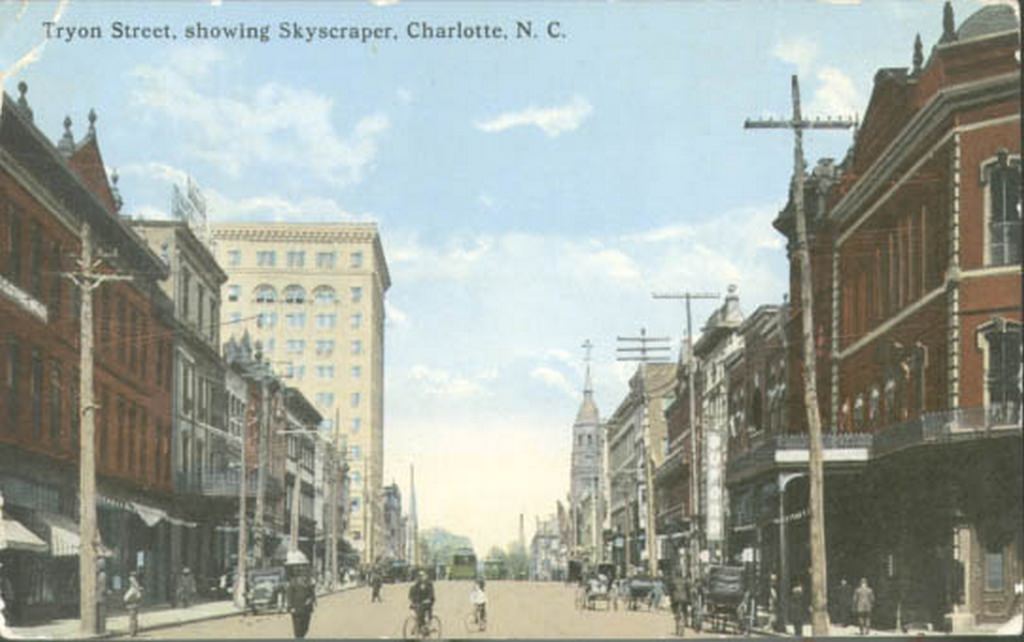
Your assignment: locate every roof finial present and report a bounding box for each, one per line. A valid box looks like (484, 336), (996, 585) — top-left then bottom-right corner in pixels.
(57, 116), (75, 157)
(581, 339), (594, 395)
(111, 169), (124, 212)
(912, 34), (923, 73)
(15, 81), (33, 122)
(941, 1), (957, 43)
(88, 108), (97, 136)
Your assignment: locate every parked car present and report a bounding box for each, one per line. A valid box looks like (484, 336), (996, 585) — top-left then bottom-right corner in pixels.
(246, 568), (287, 614)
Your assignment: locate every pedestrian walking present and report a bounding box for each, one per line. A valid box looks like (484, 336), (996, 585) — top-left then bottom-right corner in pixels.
(176, 567), (197, 608)
(835, 577), (853, 628)
(123, 572), (143, 637)
(96, 558), (108, 634)
(768, 573), (783, 633)
(370, 571), (383, 603)
(285, 553), (316, 639)
(789, 582), (807, 638)
(853, 577), (875, 635)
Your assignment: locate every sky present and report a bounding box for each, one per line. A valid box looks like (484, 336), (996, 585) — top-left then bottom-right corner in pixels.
(1, 0), (1015, 554)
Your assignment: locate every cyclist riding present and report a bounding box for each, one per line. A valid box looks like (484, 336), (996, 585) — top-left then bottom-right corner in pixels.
(408, 570), (436, 633)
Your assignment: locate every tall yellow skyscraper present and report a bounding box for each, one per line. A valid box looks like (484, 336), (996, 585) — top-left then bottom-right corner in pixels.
(212, 223), (390, 564)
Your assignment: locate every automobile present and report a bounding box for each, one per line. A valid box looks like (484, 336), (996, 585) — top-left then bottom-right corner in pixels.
(245, 567), (287, 614)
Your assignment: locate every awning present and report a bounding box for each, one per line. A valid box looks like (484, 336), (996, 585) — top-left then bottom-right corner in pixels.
(130, 502), (169, 528)
(0, 515), (47, 553)
(35, 512), (114, 558)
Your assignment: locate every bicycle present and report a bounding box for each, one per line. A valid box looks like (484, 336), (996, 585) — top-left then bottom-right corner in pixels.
(463, 604), (487, 633)
(403, 607), (442, 640)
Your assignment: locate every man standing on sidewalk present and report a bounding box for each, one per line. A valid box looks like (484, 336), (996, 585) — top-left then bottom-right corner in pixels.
(123, 572), (143, 637)
(853, 577), (875, 635)
(286, 554), (316, 639)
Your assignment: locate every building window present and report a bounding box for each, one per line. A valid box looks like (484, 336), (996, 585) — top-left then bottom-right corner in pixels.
(285, 313), (306, 329)
(317, 366), (335, 380)
(350, 313), (362, 329)
(49, 362), (62, 443)
(350, 445), (361, 460)
(351, 498), (361, 512)
(985, 548), (1005, 591)
(227, 250), (241, 266)
(853, 395), (865, 431)
(351, 340), (362, 355)
(316, 252), (336, 269)
(29, 222), (41, 297)
(180, 268), (191, 319)
(350, 392), (360, 407)
(286, 251), (305, 268)
(350, 251), (363, 268)
(351, 417), (361, 433)
(315, 392), (335, 408)
(283, 285), (306, 304)
(48, 242), (62, 321)
(257, 312), (277, 329)
(229, 312), (242, 324)
(197, 285), (205, 330)
(979, 319), (1023, 426)
(254, 284), (277, 303)
(351, 471), (362, 486)
(4, 207), (22, 286)
(868, 386), (880, 426)
(313, 286), (337, 305)
(316, 314), (337, 329)
(286, 339), (305, 354)
(315, 340), (335, 356)
(350, 287), (362, 303)
(227, 284), (240, 302)
(983, 151), (1022, 267)
(256, 250), (276, 267)
(351, 365), (362, 379)
(30, 349), (42, 437)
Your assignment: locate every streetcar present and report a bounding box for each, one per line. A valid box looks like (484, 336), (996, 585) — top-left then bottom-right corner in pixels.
(449, 547), (478, 580)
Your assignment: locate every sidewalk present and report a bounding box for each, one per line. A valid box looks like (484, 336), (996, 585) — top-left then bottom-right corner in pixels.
(9, 583), (360, 640)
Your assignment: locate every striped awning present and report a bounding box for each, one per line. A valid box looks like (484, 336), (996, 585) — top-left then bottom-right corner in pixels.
(34, 512), (113, 558)
(0, 515), (47, 553)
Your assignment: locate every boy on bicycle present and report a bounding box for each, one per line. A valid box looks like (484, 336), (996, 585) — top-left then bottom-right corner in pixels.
(469, 579), (487, 626)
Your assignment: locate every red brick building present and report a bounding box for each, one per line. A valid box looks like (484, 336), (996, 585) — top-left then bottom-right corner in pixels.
(0, 84), (177, 620)
(772, 3), (1020, 630)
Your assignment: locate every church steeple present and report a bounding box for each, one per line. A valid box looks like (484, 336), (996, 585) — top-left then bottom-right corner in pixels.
(574, 340), (599, 425)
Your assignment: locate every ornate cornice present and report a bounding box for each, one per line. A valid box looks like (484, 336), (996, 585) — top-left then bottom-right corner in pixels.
(211, 223), (380, 244)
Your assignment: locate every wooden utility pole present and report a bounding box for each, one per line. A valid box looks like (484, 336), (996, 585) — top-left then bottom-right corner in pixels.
(234, 414), (257, 607)
(616, 328), (671, 577)
(67, 222), (131, 635)
(652, 291), (719, 583)
(745, 75), (856, 635)
(253, 375), (271, 569)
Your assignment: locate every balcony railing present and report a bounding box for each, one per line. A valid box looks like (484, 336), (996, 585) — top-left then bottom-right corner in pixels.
(872, 402), (1022, 457)
(175, 470), (284, 498)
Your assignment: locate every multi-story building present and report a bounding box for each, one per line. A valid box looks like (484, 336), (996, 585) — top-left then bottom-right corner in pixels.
(131, 217), (229, 582)
(604, 363), (675, 575)
(382, 483), (404, 561)
(529, 514), (564, 581)
(692, 286), (744, 563)
(760, 3), (1021, 630)
(568, 362), (602, 560)
(282, 388), (321, 562)
(0, 87), (177, 618)
(211, 223), (390, 564)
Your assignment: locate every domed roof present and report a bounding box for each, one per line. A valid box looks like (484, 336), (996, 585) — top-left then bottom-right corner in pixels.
(957, 4), (1019, 40)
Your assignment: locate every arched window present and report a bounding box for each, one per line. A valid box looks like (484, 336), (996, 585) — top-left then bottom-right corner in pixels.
(983, 150), (1022, 267)
(853, 395), (865, 431)
(977, 318), (1023, 426)
(283, 285), (306, 304)
(884, 376), (896, 423)
(868, 387), (880, 426)
(253, 284), (276, 304)
(313, 286), (337, 305)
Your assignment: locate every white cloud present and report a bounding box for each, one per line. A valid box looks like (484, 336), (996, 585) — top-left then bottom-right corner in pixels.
(772, 36), (818, 75)
(475, 96), (593, 137)
(408, 365), (490, 400)
(385, 300), (409, 326)
(530, 367), (577, 399)
(129, 45), (389, 186)
(809, 66), (861, 117)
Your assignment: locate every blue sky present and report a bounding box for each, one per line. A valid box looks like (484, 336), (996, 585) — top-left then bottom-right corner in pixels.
(1, 0), (1012, 553)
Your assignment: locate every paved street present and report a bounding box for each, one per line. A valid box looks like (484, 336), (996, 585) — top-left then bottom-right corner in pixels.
(138, 581), (691, 639)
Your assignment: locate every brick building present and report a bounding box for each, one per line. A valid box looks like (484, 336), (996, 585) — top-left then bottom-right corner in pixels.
(770, 3), (1020, 630)
(0, 85), (177, 620)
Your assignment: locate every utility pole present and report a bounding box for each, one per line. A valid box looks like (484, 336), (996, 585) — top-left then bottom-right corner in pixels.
(745, 75), (856, 635)
(253, 371), (274, 569)
(234, 414), (258, 607)
(652, 291), (719, 583)
(290, 437), (302, 554)
(67, 222), (132, 636)
(616, 328), (670, 577)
